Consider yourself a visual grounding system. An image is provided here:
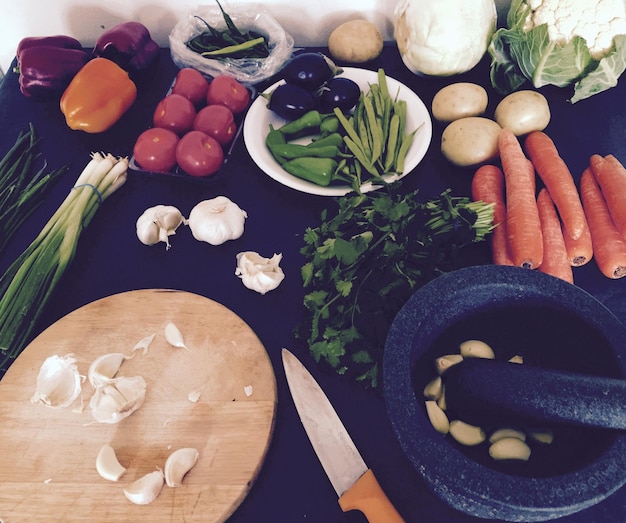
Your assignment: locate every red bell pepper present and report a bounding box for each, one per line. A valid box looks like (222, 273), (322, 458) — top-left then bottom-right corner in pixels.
(93, 21), (159, 76)
(15, 35), (90, 98)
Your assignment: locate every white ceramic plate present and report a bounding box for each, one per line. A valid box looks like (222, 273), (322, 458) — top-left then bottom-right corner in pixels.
(243, 67), (433, 196)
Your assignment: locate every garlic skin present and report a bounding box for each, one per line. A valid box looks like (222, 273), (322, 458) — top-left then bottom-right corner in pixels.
(164, 447), (200, 487)
(235, 252), (285, 294)
(188, 196), (247, 246)
(123, 470), (164, 505)
(31, 354), (82, 409)
(96, 444), (127, 481)
(89, 375), (147, 424)
(136, 205), (186, 250)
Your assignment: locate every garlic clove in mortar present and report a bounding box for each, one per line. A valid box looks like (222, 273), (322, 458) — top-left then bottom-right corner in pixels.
(164, 447), (200, 487)
(123, 470), (164, 505)
(188, 196), (247, 245)
(136, 205), (186, 250)
(96, 444), (127, 481)
(31, 354), (82, 408)
(89, 375), (147, 424)
(235, 251), (285, 294)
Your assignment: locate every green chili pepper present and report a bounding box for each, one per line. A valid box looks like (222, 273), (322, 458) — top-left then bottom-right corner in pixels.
(282, 157), (338, 186)
(277, 110), (323, 140)
(265, 124), (288, 163)
(319, 116), (340, 136)
(308, 133), (343, 149)
(201, 37), (266, 57)
(270, 144), (340, 161)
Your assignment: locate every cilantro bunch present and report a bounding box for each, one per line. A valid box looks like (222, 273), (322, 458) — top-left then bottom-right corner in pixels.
(296, 184), (494, 389)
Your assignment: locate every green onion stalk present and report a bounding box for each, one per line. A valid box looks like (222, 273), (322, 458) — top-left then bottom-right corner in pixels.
(0, 124), (67, 257)
(0, 152), (128, 360)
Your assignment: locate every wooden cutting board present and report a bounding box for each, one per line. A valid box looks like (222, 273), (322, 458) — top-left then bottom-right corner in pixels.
(0, 289), (277, 522)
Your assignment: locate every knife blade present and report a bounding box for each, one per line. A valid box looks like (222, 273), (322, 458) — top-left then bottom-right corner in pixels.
(282, 348), (405, 522)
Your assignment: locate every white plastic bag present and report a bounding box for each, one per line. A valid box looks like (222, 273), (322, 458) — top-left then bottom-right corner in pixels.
(169, 6), (294, 85)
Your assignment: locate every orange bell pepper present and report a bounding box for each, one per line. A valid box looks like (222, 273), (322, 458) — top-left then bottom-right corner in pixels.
(60, 57), (137, 133)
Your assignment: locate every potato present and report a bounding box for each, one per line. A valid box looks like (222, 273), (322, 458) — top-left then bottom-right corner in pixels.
(328, 20), (384, 63)
(441, 117), (501, 167)
(432, 83), (488, 123)
(495, 90), (550, 136)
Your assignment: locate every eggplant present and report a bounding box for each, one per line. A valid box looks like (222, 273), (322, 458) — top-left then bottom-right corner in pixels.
(318, 77), (361, 113)
(281, 52), (341, 91)
(266, 83), (317, 120)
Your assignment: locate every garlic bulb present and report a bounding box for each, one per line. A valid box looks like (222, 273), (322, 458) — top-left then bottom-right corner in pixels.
(188, 196), (247, 245)
(89, 375), (147, 424)
(164, 447), (199, 487)
(136, 205), (186, 250)
(123, 470), (164, 505)
(235, 252), (285, 294)
(96, 444), (127, 481)
(31, 354), (82, 408)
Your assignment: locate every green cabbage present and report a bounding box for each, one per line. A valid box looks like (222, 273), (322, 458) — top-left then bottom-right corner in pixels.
(489, 0), (626, 103)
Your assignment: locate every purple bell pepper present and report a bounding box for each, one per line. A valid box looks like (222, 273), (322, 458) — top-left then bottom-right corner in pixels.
(93, 21), (159, 76)
(15, 36), (90, 98)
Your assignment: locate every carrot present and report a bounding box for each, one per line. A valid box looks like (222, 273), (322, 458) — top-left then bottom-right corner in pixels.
(536, 188), (574, 283)
(562, 220), (593, 266)
(471, 164), (514, 266)
(498, 128), (543, 269)
(589, 154), (626, 239)
(524, 131), (587, 241)
(579, 167), (626, 279)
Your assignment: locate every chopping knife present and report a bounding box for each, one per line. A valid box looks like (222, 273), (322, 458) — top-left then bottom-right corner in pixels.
(282, 348), (405, 522)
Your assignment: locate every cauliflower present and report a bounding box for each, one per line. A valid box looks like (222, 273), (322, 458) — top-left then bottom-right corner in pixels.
(523, 0), (626, 59)
(489, 0), (626, 102)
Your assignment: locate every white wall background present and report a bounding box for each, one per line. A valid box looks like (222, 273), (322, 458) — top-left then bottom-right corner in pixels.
(0, 0), (511, 77)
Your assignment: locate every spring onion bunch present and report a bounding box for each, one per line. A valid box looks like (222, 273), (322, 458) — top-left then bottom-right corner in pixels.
(0, 152), (128, 359)
(0, 124), (67, 256)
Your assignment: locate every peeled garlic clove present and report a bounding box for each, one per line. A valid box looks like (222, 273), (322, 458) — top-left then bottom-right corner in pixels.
(96, 444), (127, 481)
(136, 205), (186, 250)
(123, 470), (164, 505)
(164, 321), (188, 350)
(459, 339), (495, 359)
(164, 447), (200, 487)
(425, 400), (449, 435)
(435, 354), (463, 375)
(31, 354), (82, 408)
(235, 251), (285, 294)
(489, 437), (532, 461)
(449, 419), (486, 446)
(89, 375), (147, 424)
(88, 353), (127, 388)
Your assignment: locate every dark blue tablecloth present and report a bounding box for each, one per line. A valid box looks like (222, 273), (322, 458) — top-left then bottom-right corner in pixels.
(0, 46), (625, 522)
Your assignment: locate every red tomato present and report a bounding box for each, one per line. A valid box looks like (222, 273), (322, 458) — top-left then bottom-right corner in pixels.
(133, 127), (179, 172)
(193, 104), (237, 146)
(206, 75), (250, 115)
(153, 93), (196, 135)
(176, 130), (224, 177)
(171, 68), (210, 107)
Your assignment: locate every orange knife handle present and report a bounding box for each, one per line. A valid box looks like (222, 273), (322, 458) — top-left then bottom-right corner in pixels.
(338, 469), (405, 523)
